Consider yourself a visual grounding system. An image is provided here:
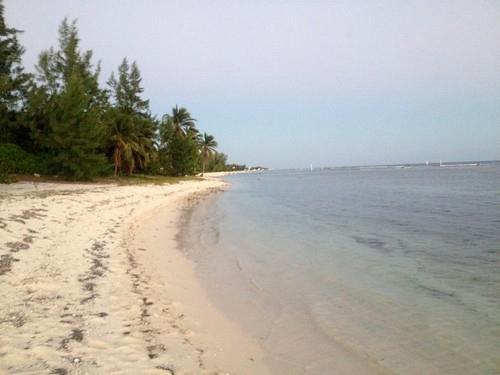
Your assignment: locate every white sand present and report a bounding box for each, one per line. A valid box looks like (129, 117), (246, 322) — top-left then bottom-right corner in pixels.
(0, 179), (270, 375)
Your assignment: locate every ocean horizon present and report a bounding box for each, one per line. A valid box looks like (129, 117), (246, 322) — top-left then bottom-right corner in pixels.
(183, 162), (500, 374)
(263, 159), (500, 172)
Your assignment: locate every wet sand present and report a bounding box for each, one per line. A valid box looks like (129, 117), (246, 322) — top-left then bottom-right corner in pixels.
(0, 179), (269, 375)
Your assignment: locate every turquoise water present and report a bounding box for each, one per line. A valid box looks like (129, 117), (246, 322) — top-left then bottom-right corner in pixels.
(182, 164), (500, 374)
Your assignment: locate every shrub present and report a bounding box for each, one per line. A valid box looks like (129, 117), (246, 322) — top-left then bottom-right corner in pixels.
(0, 143), (41, 182)
(0, 160), (13, 183)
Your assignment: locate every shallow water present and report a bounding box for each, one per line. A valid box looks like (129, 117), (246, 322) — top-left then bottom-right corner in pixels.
(182, 164), (500, 374)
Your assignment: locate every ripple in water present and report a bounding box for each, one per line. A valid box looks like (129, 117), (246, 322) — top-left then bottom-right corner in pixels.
(184, 164), (500, 374)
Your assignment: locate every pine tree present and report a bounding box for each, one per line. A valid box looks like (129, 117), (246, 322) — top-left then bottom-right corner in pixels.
(0, 0), (31, 145)
(48, 71), (108, 179)
(26, 19), (109, 179)
(107, 58), (156, 175)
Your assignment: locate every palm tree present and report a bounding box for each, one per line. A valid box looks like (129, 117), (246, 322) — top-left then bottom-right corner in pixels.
(162, 105), (197, 137)
(199, 132), (218, 176)
(109, 111), (151, 176)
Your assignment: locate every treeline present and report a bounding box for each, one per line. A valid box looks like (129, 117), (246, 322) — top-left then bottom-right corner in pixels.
(0, 2), (230, 181)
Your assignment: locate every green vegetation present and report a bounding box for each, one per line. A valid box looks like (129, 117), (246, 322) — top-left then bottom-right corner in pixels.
(159, 106), (199, 176)
(0, 143), (39, 182)
(0, 0), (235, 182)
(0, 1), (30, 147)
(199, 133), (218, 176)
(107, 174), (201, 186)
(107, 58), (156, 176)
(25, 19), (110, 180)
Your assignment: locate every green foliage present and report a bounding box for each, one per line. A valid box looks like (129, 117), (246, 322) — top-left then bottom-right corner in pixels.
(46, 73), (109, 179)
(106, 109), (157, 175)
(159, 117), (200, 176)
(206, 152), (228, 172)
(0, 0), (234, 181)
(199, 132), (218, 175)
(108, 58), (149, 113)
(168, 134), (200, 176)
(0, 0), (31, 145)
(158, 108), (229, 176)
(109, 174), (200, 186)
(0, 143), (43, 182)
(0, 163), (9, 183)
(162, 105), (197, 138)
(227, 163), (247, 171)
(25, 19), (109, 180)
(107, 58), (157, 175)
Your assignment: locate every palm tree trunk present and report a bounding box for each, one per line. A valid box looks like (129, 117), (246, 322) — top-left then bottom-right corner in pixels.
(113, 147), (121, 177)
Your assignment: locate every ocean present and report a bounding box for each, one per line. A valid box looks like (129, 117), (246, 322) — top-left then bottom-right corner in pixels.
(181, 163), (500, 374)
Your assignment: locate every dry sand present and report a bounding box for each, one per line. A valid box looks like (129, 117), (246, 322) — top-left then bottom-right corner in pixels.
(0, 179), (270, 375)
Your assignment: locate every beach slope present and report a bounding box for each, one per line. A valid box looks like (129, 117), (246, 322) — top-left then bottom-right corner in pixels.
(0, 179), (269, 375)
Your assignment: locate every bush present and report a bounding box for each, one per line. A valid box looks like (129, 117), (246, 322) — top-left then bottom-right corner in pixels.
(0, 160), (13, 183)
(0, 143), (43, 182)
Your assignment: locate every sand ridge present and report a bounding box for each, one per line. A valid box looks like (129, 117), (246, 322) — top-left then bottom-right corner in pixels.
(0, 179), (268, 375)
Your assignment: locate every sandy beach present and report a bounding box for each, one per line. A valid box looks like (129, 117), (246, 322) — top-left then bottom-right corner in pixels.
(0, 179), (270, 375)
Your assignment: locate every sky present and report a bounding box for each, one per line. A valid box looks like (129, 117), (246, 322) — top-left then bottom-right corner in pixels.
(5, 0), (500, 168)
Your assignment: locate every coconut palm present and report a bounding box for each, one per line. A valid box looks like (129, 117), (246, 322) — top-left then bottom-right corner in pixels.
(109, 111), (152, 175)
(199, 132), (218, 176)
(162, 105), (197, 137)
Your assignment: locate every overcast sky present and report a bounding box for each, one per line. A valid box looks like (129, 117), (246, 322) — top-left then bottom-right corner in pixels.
(5, 0), (500, 168)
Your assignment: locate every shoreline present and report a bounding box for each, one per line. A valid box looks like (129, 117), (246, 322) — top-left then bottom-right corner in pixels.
(0, 179), (269, 374)
(178, 181), (391, 375)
